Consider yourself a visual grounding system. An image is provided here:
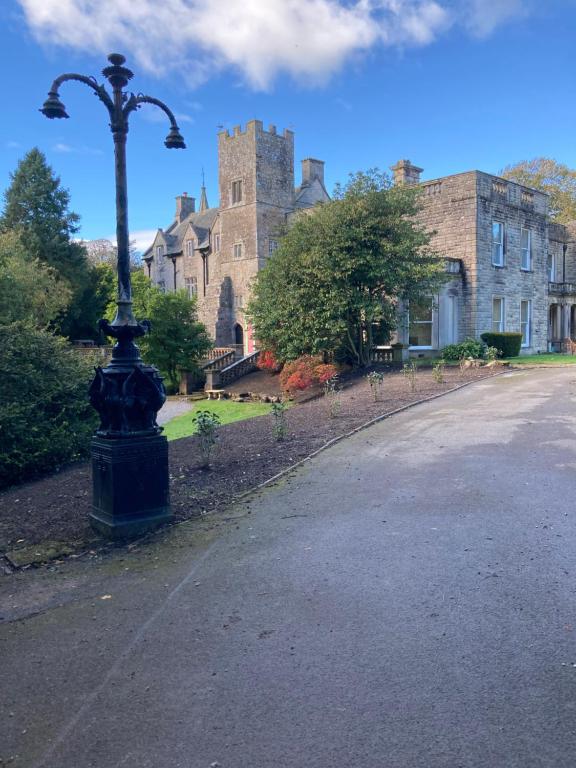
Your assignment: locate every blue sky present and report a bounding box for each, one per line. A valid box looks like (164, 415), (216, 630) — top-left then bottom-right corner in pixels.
(1, 0), (575, 251)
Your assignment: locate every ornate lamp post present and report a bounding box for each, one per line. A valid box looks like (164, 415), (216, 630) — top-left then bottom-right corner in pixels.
(40, 53), (186, 538)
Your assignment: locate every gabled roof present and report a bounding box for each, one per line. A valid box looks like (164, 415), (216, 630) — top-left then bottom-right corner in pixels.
(143, 207), (219, 258)
(294, 176), (330, 209)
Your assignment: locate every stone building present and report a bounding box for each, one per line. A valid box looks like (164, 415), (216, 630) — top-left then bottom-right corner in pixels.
(144, 122), (576, 359)
(391, 160), (576, 355)
(142, 120), (329, 353)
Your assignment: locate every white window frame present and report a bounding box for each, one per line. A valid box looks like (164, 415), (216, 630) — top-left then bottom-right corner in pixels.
(231, 179), (243, 205)
(185, 239), (194, 259)
(185, 276), (197, 299)
(548, 251), (556, 282)
(408, 297), (434, 350)
(492, 222), (504, 267)
(233, 243), (243, 260)
(520, 300), (531, 347)
(520, 228), (532, 271)
(269, 239), (278, 256)
(492, 296), (505, 332)
(156, 244), (164, 261)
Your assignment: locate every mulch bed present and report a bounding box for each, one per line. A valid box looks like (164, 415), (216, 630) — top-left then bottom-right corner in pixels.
(0, 365), (501, 562)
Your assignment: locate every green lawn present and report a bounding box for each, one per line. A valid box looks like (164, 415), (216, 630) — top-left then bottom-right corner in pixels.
(507, 354), (576, 365)
(162, 399), (274, 441)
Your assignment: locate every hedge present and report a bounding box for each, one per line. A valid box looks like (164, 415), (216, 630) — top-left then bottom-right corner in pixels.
(480, 332), (522, 358)
(441, 338), (485, 361)
(0, 322), (98, 489)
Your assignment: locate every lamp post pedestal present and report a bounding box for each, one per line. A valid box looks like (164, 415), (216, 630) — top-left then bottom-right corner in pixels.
(90, 433), (170, 539)
(87, 323), (172, 538)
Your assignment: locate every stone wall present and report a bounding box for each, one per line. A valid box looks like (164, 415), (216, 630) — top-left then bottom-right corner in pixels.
(417, 171), (550, 353)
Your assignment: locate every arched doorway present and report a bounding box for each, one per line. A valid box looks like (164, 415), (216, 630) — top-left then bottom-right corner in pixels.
(234, 323), (244, 355)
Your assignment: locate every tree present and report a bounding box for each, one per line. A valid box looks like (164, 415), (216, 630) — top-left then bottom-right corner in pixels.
(500, 158), (576, 223)
(247, 169), (445, 367)
(84, 237), (142, 271)
(106, 275), (213, 391)
(0, 231), (71, 327)
(0, 148), (95, 338)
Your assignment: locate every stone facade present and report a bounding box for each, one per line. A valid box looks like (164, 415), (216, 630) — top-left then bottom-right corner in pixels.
(143, 120), (329, 352)
(393, 160), (571, 355)
(144, 130), (575, 358)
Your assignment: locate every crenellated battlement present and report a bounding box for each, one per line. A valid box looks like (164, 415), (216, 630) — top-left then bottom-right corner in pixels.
(218, 119), (293, 141)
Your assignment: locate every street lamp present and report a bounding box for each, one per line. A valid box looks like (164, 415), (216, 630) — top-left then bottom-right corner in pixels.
(40, 53), (186, 539)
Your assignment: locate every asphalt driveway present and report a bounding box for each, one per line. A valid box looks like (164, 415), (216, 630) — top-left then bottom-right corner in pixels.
(2, 367), (576, 768)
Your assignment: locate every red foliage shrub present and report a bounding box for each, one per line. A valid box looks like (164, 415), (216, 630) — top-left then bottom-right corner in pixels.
(279, 356), (338, 394)
(258, 349), (282, 373)
(314, 363), (337, 384)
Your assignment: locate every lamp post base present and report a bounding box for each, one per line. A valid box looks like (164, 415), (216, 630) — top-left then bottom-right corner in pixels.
(90, 434), (171, 540)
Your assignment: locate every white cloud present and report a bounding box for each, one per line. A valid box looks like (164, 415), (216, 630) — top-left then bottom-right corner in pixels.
(105, 229), (158, 254)
(5, 141), (22, 149)
(52, 142), (103, 155)
(18, 0), (528, 90)
(463, 0), (528, 37)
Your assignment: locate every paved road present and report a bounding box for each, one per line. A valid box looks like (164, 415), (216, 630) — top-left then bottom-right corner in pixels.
(2, 368), (576, 768)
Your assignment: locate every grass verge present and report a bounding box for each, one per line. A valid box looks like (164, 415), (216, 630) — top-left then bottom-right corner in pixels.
(163, 399), (274, 441)
(508, 354), (576, 365)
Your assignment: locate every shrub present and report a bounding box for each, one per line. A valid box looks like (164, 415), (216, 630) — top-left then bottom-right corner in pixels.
(279, 356), (337, 394)
(258, 349), (282, 374)
(324, 375), (342, 418)
(441, 338), (485, 361)
(402, 361), (417, 392)
(366, 371), (385, 402)
(271, 400), (288, 441)
(485, 346), (500, 362)
(480, 332), (522, 358)
(432, 360), (445, 384)
(0, 322), (98, 489)
(192, 410), (220, 468)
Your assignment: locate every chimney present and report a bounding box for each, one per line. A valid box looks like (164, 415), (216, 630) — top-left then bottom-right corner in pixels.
(390, 160), (423, 186)
(175, 192), (195, 222)
(301, 158), (325, 187)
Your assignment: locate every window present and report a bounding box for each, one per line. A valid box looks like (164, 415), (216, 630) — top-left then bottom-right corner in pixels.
(156, 244), (164, 260)
(548, 252), (556, 282)
(521, 229), (531, 271)
(185, 276), (197, 299)
(186, 239), (194, 259)
(492, 222), (504, 267)
(409, 298), (433, 348)
(492, 297), (505, 332)
(520, 300), (531, 347)
(231, 180), (243, 204)
(233, 294), (244, 309)
(158, 280), (166, 293)
(203, 254), (209, 287)
(269, 239), (278, 256)
(213, 233), (220, 252)
(233, 243), (243, 260)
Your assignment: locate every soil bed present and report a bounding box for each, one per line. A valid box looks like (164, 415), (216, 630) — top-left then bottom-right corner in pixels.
(0, 365), (500, 563)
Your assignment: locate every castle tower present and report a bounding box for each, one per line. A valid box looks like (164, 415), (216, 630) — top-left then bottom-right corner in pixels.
(215, 120), (295, 349)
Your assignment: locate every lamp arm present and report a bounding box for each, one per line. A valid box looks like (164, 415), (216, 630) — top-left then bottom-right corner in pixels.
(50, 73), (114, 116)
(124, 93), (180, 128)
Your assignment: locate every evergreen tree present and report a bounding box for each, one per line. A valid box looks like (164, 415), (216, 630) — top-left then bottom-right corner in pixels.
(0, 148), (102, 339)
